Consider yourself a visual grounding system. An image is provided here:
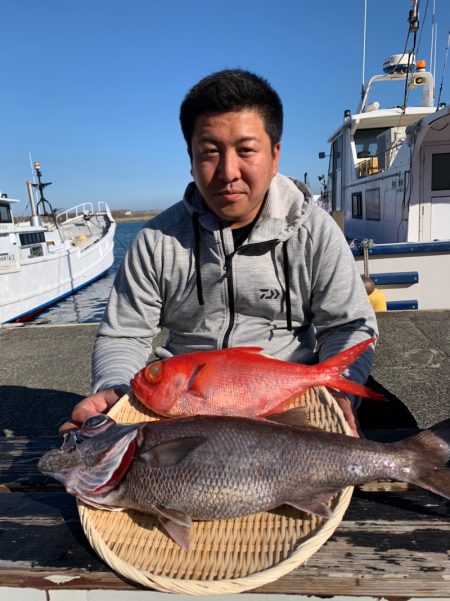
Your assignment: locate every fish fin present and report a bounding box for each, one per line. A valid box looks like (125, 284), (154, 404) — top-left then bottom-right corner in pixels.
(320, 338), (376, 370)
(392, 419), (450, 500)
(187, 347), (264, 395)
(154, 505), (193, 550)
(317, 339), (386, 401)
(327, 381), (387, 401)
(267, 407), (316, 428)
(285, 494), (336, 519)
(157, 516), (192, 550)
(155, 504), (193, 528)
(186, 356), (228, 395)
(78, 497), (125, 511)
(140, 437), (207, 467)
(227, 346), (264, 354)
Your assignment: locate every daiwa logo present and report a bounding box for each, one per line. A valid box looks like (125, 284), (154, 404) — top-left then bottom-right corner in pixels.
(259, 288), (280, 299)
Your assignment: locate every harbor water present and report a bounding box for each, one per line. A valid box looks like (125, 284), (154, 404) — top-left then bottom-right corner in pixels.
(32, 220), (147, 324)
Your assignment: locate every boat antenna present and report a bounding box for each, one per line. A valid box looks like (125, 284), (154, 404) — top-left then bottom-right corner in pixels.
(32, 162), (54, 217)
(401, 0), (420, 109)
(436, 30), (450, 106)
(24, 151), (38, 214)
(429, 0), (436, 78)
(360, 0), (368, 102)
(415, 0), (431, 62)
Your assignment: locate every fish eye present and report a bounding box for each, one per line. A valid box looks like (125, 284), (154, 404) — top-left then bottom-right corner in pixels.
(144, 360), (163, 383)
(84, 415), (109, 429)
(81, 414), (112, 436)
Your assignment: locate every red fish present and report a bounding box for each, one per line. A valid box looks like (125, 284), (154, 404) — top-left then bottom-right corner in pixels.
(130, 338), (384, 417)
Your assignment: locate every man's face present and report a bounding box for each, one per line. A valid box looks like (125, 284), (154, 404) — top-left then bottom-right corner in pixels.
(190, 110), (281, 228)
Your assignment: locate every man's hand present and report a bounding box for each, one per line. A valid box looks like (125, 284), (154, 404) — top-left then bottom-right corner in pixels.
(332, 392), (362, 437)
(59, 387), (127, 435)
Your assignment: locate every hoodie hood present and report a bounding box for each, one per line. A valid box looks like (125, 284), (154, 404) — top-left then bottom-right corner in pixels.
(182, 173), (314, 243)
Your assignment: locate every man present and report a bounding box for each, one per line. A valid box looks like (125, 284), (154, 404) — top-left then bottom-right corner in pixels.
(62, 69), (377, 434)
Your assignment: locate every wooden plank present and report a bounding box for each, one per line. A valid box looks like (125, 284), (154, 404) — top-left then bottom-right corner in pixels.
(0, 436), (60, 491)
(0, 491), (448, 595)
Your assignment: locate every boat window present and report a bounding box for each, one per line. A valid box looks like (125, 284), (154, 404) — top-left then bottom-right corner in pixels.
(329, 136), (343, 211)
(432, 153), (450, 191)
(331, 136), (343, 170)
(352, 193), (363, 218)
(0, 202), (12, 224)
(19, 232), (45, 246)
(354, 128), (388, 158)
(366, 188), (381, 221)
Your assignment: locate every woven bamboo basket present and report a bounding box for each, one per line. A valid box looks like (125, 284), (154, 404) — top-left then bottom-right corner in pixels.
(78, 386), (354, 594)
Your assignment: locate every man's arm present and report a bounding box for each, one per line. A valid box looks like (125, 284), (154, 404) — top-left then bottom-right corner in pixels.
(308, 209), (378, 382)
(60, 228), (163, 433)
(307, 209), (378, 435)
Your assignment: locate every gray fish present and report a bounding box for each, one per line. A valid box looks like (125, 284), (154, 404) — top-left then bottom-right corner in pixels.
(38, 412), (450, 549)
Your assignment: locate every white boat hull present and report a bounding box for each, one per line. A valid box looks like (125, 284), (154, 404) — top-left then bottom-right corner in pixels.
(0, 202), (116, 323)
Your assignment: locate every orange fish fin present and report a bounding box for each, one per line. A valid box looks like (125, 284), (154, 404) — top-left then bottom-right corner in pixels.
(140, 437), (207, 467)
(285, 492), (337, 519)
(188, 347), (264, 395)
(186, 356), (227, 395)
(294, 339), (385, 401)
(227, 346), (264, 353)
(327, 379), (387, 400)
(319, 338), (376, 371)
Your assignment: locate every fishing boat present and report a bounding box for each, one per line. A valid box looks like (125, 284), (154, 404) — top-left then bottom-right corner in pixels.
(321, 1), (450, 311)
(0, 163), (116, 323)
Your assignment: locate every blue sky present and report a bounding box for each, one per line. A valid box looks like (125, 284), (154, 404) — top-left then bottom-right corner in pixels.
(1, 0), (449, 211)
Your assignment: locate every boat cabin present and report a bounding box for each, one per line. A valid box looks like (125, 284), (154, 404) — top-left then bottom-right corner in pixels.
(324, 57), (450, 245)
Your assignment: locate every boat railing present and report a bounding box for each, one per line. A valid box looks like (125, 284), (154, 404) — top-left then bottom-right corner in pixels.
(55, 202), (112, 226)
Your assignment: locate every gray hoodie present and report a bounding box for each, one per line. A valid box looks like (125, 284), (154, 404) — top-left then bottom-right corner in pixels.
(92, 173), (377, 398)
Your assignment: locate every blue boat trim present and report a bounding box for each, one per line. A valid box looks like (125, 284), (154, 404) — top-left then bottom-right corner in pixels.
(387, 300), (419, 311)
(7, 268), (110, 323)
(351, 240), (450, 256)
(370, 271), (419, 286)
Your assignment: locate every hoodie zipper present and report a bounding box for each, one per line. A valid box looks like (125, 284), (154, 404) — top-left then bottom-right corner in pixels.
(220, 236), (280, 349)
(222, 251), (236, 348)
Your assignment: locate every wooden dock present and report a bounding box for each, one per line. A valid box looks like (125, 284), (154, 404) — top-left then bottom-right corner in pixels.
(0, 312), (449, 599)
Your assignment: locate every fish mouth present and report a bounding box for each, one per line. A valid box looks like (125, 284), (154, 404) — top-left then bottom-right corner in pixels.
(38, 422), (142, 498)
(73, 427), (140, 499)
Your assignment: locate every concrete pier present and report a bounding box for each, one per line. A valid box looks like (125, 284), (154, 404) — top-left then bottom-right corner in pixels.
(1, 310), (449, 437)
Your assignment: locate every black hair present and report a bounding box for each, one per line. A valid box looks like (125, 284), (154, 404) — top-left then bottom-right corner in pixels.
(179, 69), (283, 154)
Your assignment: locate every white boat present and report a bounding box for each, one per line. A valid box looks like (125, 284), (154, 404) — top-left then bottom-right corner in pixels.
(322, 2), (450, 311)
(0, 163), (116, 323)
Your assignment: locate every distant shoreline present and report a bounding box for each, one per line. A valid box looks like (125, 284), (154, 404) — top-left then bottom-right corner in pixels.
(111, 210), (161, 223)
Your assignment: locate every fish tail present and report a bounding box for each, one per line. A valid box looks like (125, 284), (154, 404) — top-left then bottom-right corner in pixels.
(327, 377), (386, 400)
(317, 338), (385, 400)
(393, 419), (450, 500)
(319, 338), (375, 371)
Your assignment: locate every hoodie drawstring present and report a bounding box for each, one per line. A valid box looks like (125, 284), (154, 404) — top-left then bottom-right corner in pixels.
(282, 241), (293, 331)
(192, 212), (205, 305)
(193, 212), (292, 330)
